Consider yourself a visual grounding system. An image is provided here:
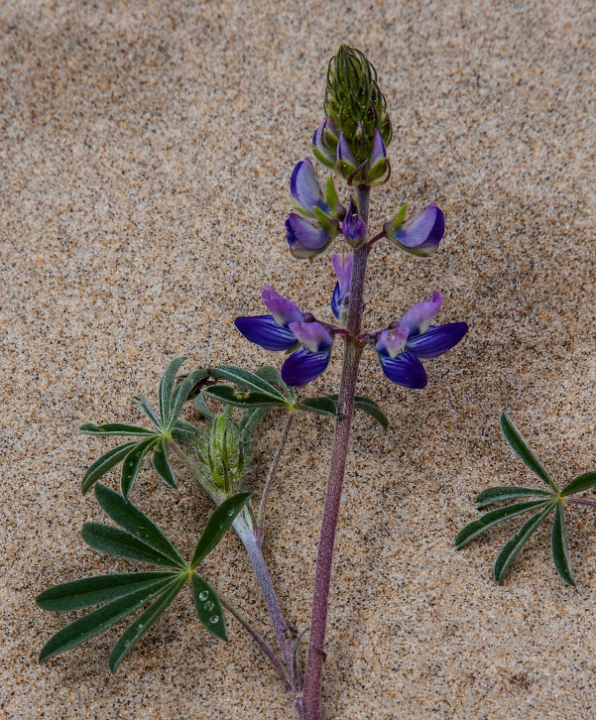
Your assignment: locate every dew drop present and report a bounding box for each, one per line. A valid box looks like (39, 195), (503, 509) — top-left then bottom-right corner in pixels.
(138, 624), (144, 630)
(204, 601), (215, 612)
(219, 523), (224, 529)
(228, 509), (235, 516)
(129, 461), (135, 467)
(124, 640), (131, 648)
(198, 591), (209, 601)
(209, 616), (219, 624)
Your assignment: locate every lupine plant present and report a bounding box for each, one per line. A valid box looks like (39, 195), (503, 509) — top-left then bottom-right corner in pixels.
(37, 46), (469, 720)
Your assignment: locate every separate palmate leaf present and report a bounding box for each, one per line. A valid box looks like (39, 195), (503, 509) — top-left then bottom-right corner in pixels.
(209, 365), (288, 403)
(205, 385), (290, 409)
(82, 441), (137, 495)
(493, 504), (555, 584)
(500, 413), (558, 492)
(551, 502), (575, 585)
(476, 486), (553, 508)
(121, 436), (160, 498)
(191, 574), (228, 641)
(455, 499), (552, 549)
(191, 492), (253, 568)
(297, 397), (342, 419)
(328, 394), (388, 429)
(561, 471), (596, 497)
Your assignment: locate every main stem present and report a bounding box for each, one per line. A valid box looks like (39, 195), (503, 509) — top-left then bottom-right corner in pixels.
(302, 185), (371, 720)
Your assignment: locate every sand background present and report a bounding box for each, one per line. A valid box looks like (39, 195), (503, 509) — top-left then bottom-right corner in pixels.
(1, 0), (595, 718)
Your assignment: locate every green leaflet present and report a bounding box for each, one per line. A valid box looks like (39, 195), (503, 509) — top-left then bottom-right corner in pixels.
(191, 574), (228, 642)
(94, 484), (186, 569)
(169, 369), (209, 429)
(327, 394), (389, 429)
(132, 395), (162, 430)
(108, 575), (187, 673)
(551, 503), (575, 585)
(171, 419), (200, 443)
(494, 504), (555, 584)
(36, 572), (179, 611)
(81, 442), (137, 495)
(194, 391), (214, 419)
(39, 580), (176, 661)
(152, 439), (177, 489)
(455, 500), (552, 549)
(159, 357), (188, 426)
(255, 365), (296, 403)
(297, 397), (341, 419)
(500, 414), (558, 492)
(80, 423), (156, 437)
(476, 486), (553, 507)
(209, 365), (288, 403)
(204, 385), (289, 409)
(121, 436), (159, 498)
(239, 407), (269, 433)
(561, 471), (596, 497)
(191, 492), (253, 568)
(81, 524), (183, 569)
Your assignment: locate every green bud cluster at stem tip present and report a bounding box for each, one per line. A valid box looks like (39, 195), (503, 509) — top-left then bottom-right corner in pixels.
(195, 413), (253, 494)
(324, 44), (392, 168)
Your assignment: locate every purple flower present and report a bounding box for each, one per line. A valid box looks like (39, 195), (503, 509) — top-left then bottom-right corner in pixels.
(341, 198), (366, 246)
(285, 213), (336, 259)
(331, 253), (353, 321)
(234, 287), (335, 387)
(290, 159), (330, 216)
(384, 203), (445, 257)
(312, 117), (338, 170)
(375, 292), (468, 388)
(368, 130), (389, 183)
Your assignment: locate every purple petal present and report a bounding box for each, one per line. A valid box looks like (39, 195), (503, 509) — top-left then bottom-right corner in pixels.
(399, 292), (443, 336)
(337, 132), (357, 171)
(285, 213), (335, 259)
(406, 322), (468, 359)
(389, 203), (444, 257)
(312, 119), (337, 165)
(370, 129), (387, 167)
(331, 282), (342, 319)
(290, 159), (328, 214)
(234, 315), (297, 351)
(281, 348), (331, 387)
(261, 285), (304, 327)
(288, 321), (333, 352)
(378, 352), (428, 389)
(374, 327), (409, 358)
(332, 253), (353, 296)
(342, 198), (366, 245)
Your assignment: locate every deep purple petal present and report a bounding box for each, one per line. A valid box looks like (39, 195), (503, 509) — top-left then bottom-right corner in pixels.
(390, 203), (445, 257)
(261, 285), (304, 326)
(285, 213), (335, 259)
(281, 348), (331, 387)
(331, 282), (341, 319)
(342, 198), (366, 244)
(370, 129), (387, 166)
(399, 292), (443, 336)
(234, 315), (298, 351)
(290, 159), (328, 214)
(288, 321), (333, 352)
(378, 351), (428, 389)
(312, 119), (336, 164)
(406, 322), (468, 359)
(337, 132), (357, 171)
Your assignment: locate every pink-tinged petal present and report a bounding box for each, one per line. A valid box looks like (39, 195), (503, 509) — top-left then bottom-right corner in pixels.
(386, 203), (445, 257)
(288, 321), (333, 353)
(406, 322), (468, 359)
(285, 213), (335, 259)
(375, 327), (409, 358)
(234, 316), (298, 351)
(281, 348), (331, 387)
(378, 352), (428, 389)
(399, 292), (443, 336)
(261, 285), (304, 327)
(290, 159), (328, 214)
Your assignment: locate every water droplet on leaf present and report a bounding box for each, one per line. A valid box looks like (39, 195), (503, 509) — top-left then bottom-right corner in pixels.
(209, 616), (219, 624)
(204, 601), (214, 612)
(198, 591), (209, 601)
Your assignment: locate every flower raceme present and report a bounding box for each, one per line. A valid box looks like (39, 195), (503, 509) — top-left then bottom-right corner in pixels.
(374, 292), (468, 388)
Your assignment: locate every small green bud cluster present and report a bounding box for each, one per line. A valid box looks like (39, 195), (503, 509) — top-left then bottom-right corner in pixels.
(195, 413), (253, 495)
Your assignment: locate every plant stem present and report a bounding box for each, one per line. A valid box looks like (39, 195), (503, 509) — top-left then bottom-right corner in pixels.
(257, 413), (294, 546)
(302, 185), (371, 720)
(568, 498), (596, 507)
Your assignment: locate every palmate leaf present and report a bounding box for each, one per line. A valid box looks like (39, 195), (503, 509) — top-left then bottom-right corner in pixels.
(36, 572), (179, 611)
(561, 471), (596, 497)
(500, 413), (558, 492)
(121, 436), (160, 498)
(191, 574), (228, 641)
(476, 486), (553, 508)
(82, 442), (137, 495)
(494, 504), (555, 584)
(328, 394), (389, 429)
(204, 385), (290, 409)
(94, 484), (187, 568)
(209, 365), (288, 403)
(191, 492), (253, 568)
(108, 575), (187, 673)
(297, 397), (342, 419)
(455, 500), (552, 549)
(551, 503), (575, 585)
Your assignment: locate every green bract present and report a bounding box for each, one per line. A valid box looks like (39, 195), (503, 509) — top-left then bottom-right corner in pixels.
(36, 485), (252, 671)
(456, 413), (596, 585)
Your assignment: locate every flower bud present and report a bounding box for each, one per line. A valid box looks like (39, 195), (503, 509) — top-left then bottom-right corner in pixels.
(195, 414), (252, 494)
